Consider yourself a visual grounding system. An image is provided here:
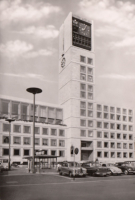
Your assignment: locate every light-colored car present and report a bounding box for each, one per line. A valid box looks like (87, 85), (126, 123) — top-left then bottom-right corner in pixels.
(59, 161), (87, 177)
(101, 163), (122, 175)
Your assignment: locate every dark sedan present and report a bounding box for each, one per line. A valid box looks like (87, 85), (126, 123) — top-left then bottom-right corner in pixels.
(115, 162), (135, 175)
(82, 162), (111, 177)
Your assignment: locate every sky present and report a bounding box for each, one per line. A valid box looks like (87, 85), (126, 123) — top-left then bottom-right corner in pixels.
(0, 0), (135, 110)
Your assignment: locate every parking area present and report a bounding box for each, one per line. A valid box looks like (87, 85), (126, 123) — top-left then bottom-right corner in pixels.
(0, 170), (135, 200)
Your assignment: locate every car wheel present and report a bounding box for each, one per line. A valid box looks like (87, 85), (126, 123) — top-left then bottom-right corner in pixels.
(124, 170), (128, 175)
(69, 172), (73, 177)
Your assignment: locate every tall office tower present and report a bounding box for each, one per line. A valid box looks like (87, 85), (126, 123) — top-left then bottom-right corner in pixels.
(59, 13), (95, 161)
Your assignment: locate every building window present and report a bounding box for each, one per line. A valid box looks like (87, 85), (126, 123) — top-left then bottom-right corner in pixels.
(129, 144), (133, 149)
(3, 149), (9, 155)
(117, 108), (121, 114)
(21, 104), (28, 120)
(80, 91), (86, 99)
(117, 152), (121, 158)
(59, 130), (65, 137)
(88, 131), (93, 137)
(117, 124), (121, 130)
(88, 110), (93, 117)
(123, 116), (127, 121)
(13, 137), (21, 144)
(87, 57), (93, 65)
(129, 117), (132, 122)
(35, 127), (40, 134)
(24, 149), (30, 156)
(111, 143), (115, 148)
(14, 125), (21, 133)
(3, 124), (10, 132)
(59, 140), (65, 147)
(123, 125), (127, 131)
(104, 113), (109, 119)
(88, 103), (93, 109)
(80, 55), (86, 63)
(42, 139), (48, 146)
(51, 129), (57, 136)
(88, 120), (93, 127)
(80, 101), (86, 109)
(42, 128), (48, 135)
(129, 153), (133, 158)
(88, 93), (93, 100)
(104, 142), (108, 148)
(51, 139), (57, 146)
(51, 150), (56, 156)
(129, 134), (133, 140)
(87, 75), (93, 82)
(97, 152), (102, 158)
(80, 83), (86, 91)
(104, 123), (109, 129)
(97, 131), (102, 138)
(110, 107), (115, 113)
(117, 133), (121, 139)
(88, 67), (93, 75)
(104, 106), (108, 112)
(97, 104), (102, 111)
(24, 137), (30, 145)
(128, 110), (132, 115)
(97, 122), (102, 128)
(80, 109), (86, 116)
(104, 132), (108, 138)
(14, 149), (20, 156)
(104, 152), (108, 158)
(35, 138), (40, 145)
(123, 134), (127, 140)
(12, 102), (19, 116)
(110, 114), (115, 120)
(123, 109), (126, 114)
(111, 152), (115, 158)
(117, 143), (121, 149)
(1, 100), (9, 115)
(123, 143), (127, 149)
(97, 142), (102, 148)
(110, 133), (115, 139)
(88, 85), (93, 92)
(97, 112), (102, 118)
(24, 126), (31, 134)
(3, 136), (9, 144)
(59, 150), (65, 157)
(123, 153), (127, 158)
(80, 119), (86, 127)
(80, 73), (86, 81)
(80, 130), (86, 137)
(117, 115), (121, 120)
(110, 123), (115, 129)
(129, 126), (133, 131)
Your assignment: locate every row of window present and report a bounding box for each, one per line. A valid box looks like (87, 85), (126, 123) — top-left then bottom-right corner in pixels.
(2, 148), (65, 157)
(97, 104), (133, 115)
(97, 112), (133, 122)
(97, 151), (133, 158)
(0, 99), (63, 119)
(80, 66), (93, 82)
(2, 124), (65, 136)
(97, 132), (133, 140)
(80, 130), (93, 137)
(80, 83), (93, 100)
(3, 136), (65, 147)
(97, 141), (133, 149)
(96, 121), (133, 131)
(80, 120), (133, 131)
(80, 56), (93, 65)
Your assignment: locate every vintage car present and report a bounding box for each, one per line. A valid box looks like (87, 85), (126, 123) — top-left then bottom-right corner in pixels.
(115, 162), (135, 175)
(101, 163), (122, 175)
(59, 161), (87, 177)
(57, 161), (67, 172)
(82, 162), (111, 177)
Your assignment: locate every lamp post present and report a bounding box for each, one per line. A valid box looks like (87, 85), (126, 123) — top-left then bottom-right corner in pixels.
(26, 87), (42, 173)
(5, 118), (15, 170)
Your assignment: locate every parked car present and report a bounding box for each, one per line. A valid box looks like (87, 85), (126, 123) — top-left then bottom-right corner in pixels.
(11, 163), (19, 168)
(0, 164), (4, 173)
(82, 162), (111, 177)
(115, 162), (135, 175)
(57, 161), (67, 172)
(124, 161), (135, 169)
(59, 161), (87, 177)
(101, 163), (122, 175)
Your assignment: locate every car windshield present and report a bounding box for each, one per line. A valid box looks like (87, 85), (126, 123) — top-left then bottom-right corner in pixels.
(68, 162), (80, 167)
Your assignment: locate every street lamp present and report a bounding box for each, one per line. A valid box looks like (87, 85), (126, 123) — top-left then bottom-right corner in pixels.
(26, 87), (42, 173)
(5, 118), (15, 170)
